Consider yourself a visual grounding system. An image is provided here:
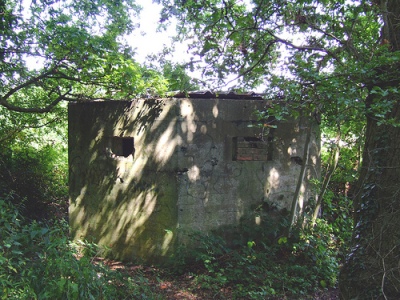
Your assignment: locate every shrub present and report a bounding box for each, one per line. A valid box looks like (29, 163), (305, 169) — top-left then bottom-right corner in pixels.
(179, 215), (342, 298)
(0, 197), (159, 299)
(0, 145), (68, 220)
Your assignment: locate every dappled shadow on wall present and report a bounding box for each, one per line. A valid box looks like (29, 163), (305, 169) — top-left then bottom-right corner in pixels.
(69, 99), (181, 264)
(68, 98), (320, 264)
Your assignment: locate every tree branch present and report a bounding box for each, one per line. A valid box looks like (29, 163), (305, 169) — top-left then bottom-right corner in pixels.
(269, 30), (331, 54)
(1, 67), (58, 101)
(0, 88), (71, 113)
(0, 116), (62, 143)
(223, 39), (277, 87)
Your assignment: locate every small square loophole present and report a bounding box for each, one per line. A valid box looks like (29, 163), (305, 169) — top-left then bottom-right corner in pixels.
(111, 137), (134, 158)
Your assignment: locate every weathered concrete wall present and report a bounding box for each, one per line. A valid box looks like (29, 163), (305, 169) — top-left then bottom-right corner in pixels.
(69, 98), (320, 264)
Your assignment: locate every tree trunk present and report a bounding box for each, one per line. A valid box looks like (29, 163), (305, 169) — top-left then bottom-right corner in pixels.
(339, 101), (400, 299)
(286, 125), (312, 236)
(339, 1), (400, 298)
(311, 133), (340, 226)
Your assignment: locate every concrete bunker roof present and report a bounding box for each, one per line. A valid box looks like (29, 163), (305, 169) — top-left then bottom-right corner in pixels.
(68, 91), (265, 105)
(172, 91), (264, 100)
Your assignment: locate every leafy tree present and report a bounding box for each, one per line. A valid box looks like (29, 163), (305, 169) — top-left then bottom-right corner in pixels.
(0, 0), (169, 217)
(0, 0), (167, 116)
(156, 0), (400, 297)
(145, 58), (201, 91)
(161, 62), (201, 91)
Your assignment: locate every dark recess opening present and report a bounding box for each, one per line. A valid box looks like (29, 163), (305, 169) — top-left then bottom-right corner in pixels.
(122, 138), (134, 157)
(111, 137), (134, 157)
(232, 136), (272, 161)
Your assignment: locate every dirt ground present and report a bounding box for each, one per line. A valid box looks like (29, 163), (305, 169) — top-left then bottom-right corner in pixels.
(100, 259), (340, 300)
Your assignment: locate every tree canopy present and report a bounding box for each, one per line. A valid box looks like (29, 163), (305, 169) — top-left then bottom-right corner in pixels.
(156, 0), (400, 298)
(1, 0), (400, 298)
(157, 0), (392, 110)
(0, 0), (167, 114)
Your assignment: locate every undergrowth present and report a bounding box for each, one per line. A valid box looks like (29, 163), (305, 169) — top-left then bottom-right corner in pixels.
(0, 197), (160, 300)
(174, 209), (351, 299)
(0, 140), (352, 299)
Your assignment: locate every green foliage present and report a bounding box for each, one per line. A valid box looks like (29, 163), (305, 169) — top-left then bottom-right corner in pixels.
(0, 0), (168, 114)
(0, 198), (159, 299)
(0, 142), (68, 220)
(176, 213), (349, 298)
(162, 62), (200, 92)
